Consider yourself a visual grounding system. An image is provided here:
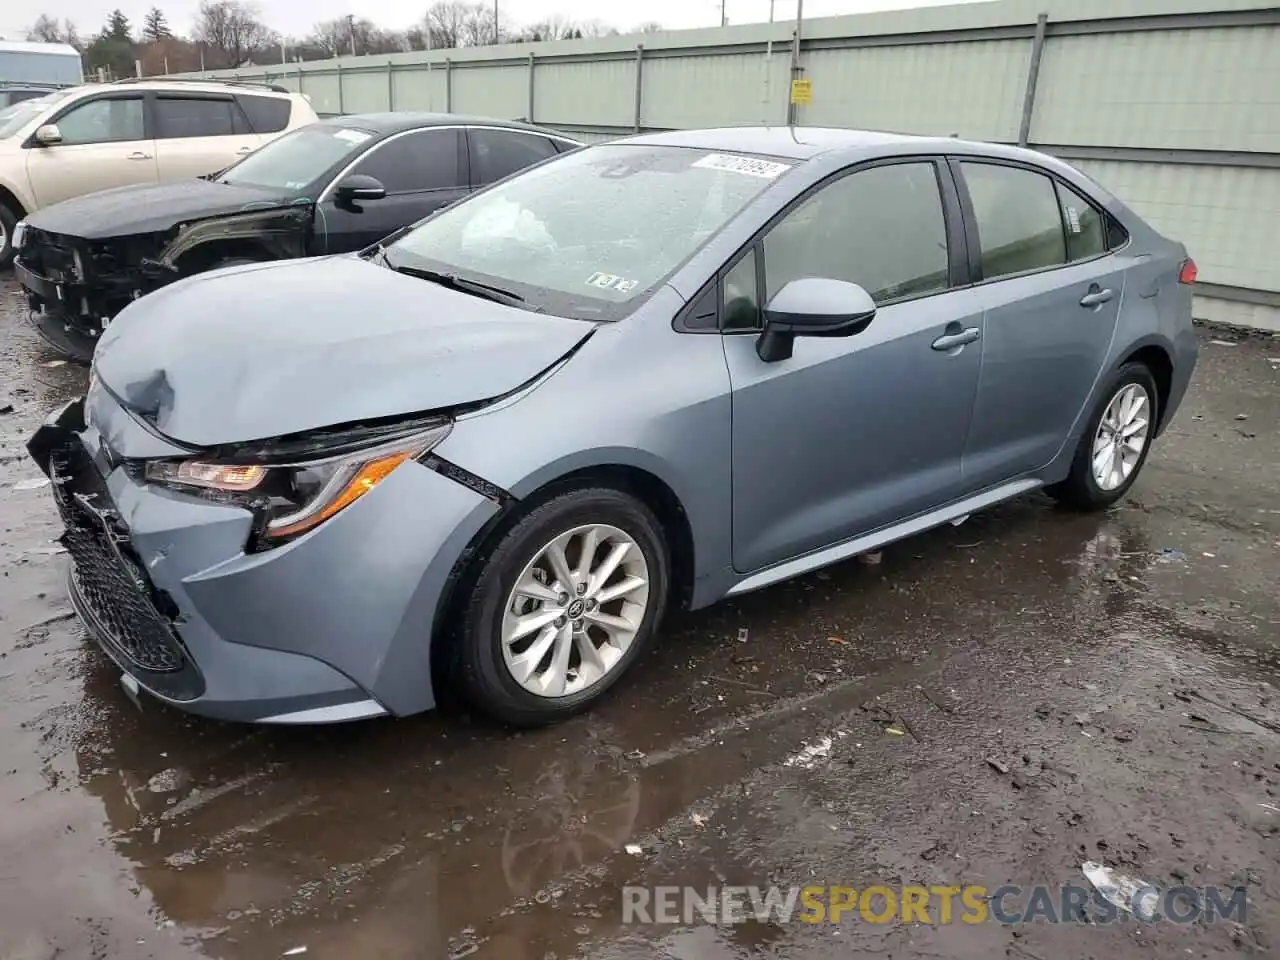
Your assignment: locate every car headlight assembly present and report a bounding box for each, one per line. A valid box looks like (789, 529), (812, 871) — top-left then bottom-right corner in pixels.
(144, 423), (451, 546)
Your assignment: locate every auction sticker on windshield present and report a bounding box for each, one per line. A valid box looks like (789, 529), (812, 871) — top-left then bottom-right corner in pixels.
(333, 129), (373, 145)
(586, 272), (639, 294)
(692, 153), (792, 179)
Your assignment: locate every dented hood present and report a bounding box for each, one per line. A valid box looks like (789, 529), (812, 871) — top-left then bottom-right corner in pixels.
(27, 179), (294, 240)
(92, 256), (594, 447)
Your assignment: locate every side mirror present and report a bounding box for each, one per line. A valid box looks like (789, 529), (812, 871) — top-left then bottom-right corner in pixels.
(33, 123), (62, 146)
(756, 278), (877, 363)
(335, 174), (386, 203)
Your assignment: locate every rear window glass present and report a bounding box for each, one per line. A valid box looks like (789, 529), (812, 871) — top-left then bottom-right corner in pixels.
(154, 97), (241, 139)
(238, 94), (292, 133)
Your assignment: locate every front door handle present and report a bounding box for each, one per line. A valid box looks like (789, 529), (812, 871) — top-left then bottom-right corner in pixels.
(236, 146), (252, 154)
(1079, 286), (1115, 308)
(126, 151), (152, 160)
(932, 327), (981, 351)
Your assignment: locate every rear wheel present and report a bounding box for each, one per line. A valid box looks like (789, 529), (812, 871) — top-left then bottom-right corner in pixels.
(0, 202), (19, 268)
(455, 488), (670, 727)
(1047, 362), (1159, 510)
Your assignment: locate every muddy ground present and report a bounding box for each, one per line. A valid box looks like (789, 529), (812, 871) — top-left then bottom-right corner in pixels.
(0, 276), (1277, 960)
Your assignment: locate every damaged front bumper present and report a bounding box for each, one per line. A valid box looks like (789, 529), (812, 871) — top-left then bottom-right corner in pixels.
(28, 395), (502, 724)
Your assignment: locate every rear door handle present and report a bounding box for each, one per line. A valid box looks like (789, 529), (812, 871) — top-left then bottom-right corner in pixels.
(127, 151), (152, 160)
(236, 146), (252, 154)
(1079, 287), (1114, 308)
(932, 327), (981, 351)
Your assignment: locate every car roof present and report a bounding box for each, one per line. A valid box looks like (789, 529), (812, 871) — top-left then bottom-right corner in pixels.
(52, 79), (297, 98)
(618, 125), (1057, 167)
(325, 112), (581, 139)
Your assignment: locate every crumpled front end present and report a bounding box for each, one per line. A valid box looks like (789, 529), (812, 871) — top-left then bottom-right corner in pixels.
(17, 225), (171, 363)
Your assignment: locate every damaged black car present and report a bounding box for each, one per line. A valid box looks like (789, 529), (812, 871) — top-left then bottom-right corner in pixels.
(13, 112), (582, 362)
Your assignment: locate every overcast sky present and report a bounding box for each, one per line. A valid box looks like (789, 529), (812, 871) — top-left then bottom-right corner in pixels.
(2, 0), (978, 42)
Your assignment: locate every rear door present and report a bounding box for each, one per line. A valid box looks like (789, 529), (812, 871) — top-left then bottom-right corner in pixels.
(466, 127), (560, 187)
(317, 127), (467, 254)
(953, 159), (1127, 487)
(25, 92), (156, 207)
(151, 93), (260, 180)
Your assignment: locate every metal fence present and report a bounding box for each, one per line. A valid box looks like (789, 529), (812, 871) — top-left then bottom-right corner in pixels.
(185, 0), (1280, 331)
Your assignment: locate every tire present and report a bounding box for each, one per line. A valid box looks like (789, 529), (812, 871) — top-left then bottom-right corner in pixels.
(454, 487), (670, 727)
(0, 202), (19, 269)
(1046, 362), (1160, 511)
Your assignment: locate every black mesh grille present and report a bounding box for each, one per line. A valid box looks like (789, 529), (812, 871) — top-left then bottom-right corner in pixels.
(51, 456), (189, 674)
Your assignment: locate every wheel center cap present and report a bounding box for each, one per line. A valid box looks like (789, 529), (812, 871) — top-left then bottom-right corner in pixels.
(566, 599), (585, 619)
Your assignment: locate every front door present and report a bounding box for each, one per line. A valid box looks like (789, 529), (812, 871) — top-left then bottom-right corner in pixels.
(722, 159), (985, 574)
(318, 127), (469, 254)
(953, 160), (1126, 487)
(26, 93), (157, 207)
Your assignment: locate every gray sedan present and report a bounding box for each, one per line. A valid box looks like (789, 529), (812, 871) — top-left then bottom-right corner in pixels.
(27, 126), (1198, 726)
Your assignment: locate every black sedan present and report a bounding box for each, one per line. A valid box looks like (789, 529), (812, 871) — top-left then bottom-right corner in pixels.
(13, 113), (583, 362)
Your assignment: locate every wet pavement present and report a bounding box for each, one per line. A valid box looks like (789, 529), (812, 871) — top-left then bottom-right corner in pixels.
(1, 275), (1278, 960)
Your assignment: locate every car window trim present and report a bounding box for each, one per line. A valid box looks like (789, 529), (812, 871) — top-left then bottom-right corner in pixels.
(23, 90), (147, 148)
(318, 124), (577, 202)
(947, 155), (1125, 289)
(674, 154), (965, 336)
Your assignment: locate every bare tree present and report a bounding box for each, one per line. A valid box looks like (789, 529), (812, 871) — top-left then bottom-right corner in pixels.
(520, 15), (579, 41)
(308, 17), (403, 57)
(423, 1), (472, 48)
(577, 19), (620, 38)
(636, 21), (665, 34)
(459, 5), (498, 47)
(193, 0), (277, 67)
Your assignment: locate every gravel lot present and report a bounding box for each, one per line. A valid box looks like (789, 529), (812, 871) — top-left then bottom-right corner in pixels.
(0, 275), (1277, 960)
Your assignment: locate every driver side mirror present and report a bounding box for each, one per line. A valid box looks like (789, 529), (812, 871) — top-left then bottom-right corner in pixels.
(33, 123), (62, 146)
(756, 278), (877, 363)
(335, 174), (386, 204)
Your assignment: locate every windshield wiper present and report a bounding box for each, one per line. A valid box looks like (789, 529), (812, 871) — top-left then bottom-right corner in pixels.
(380, 255), (540, 312)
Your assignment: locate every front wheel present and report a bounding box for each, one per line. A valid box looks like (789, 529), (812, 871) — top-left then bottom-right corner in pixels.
(1047, 362), (1159, 510)
(455, 488), (670, 727)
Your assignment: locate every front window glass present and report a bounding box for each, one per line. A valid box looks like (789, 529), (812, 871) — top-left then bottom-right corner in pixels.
(386, 144), (793, 319)
(55, 97), (145, 145)
(0, 91), (73, 138)
(219, 124), (376, 192)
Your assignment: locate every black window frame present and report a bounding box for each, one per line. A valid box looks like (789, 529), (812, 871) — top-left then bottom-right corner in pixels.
(23, 90), (148, 148)
(150, 92), (252, 140)
(348, 126), (466, 195)
(675, 154), (969, 335)
(947, 155), (1131, 287)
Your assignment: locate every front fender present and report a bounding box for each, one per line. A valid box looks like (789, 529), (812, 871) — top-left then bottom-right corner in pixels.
(158, 205), (312, 266)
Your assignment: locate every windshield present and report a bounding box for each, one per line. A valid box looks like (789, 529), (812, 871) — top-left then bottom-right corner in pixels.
(385, 143), (794, 319)
(0, 91), (73, 139)
(219, 124), (376, 192)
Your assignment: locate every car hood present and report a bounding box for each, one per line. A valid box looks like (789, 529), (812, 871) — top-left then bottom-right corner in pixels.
(26, 179), (295, 240)
(92, 256), (595, 447)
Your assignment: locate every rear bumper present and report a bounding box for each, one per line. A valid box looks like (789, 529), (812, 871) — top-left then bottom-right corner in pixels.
(29, 397), (500, 724)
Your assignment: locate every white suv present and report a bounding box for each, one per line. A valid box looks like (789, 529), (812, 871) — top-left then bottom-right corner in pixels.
(0, 78), (317, 265)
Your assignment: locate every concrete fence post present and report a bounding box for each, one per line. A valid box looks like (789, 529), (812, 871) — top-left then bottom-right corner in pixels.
(336, 62), (344, 114)
(528, 52), (536, 122)
(633, 44), (644, 133)
(445, 58), (453, 113)
(1018, 13), (1049, 146)
(387, 60), (395, 111)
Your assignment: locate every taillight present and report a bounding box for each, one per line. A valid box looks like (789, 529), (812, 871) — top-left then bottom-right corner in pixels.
(1178, 258), (1197, 285)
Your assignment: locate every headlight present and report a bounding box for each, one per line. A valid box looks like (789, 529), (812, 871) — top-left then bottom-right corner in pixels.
(144, 422), (451, 544)
(11, 221), (26, 251)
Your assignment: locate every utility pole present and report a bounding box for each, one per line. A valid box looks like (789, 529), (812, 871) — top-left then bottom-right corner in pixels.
(280, 40), (286, 64)
(348, 13), (357, 56)
(787, 0), (804, 125)
(720, 0), (727, 27)
(493, 0), (499, 44)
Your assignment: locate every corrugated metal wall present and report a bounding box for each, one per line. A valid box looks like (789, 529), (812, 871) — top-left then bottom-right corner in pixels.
(186, 0), (1280, 330)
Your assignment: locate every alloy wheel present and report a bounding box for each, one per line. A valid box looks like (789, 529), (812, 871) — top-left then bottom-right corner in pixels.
(500, 523), (650, 698)
(1092, 383), (1151, 491)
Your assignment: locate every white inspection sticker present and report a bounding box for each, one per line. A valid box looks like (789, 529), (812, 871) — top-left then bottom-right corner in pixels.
(692, 153), (792, 179)
(333, 128), (372, 145)
(586, 272), (639, 293)
(1065, 204), (1082, 234)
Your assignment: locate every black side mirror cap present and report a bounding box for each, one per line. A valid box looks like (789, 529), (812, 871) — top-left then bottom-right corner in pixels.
(335, 174), (387, 203)
(756, 278), (877, 362)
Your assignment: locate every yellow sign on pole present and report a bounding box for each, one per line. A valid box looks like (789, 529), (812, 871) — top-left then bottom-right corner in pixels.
(790, 78), (812, 106)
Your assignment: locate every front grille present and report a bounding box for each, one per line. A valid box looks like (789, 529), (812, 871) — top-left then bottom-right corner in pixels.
(51, 455), (190, 674)
(24, 228), (81, 282)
